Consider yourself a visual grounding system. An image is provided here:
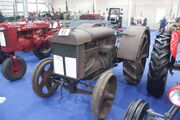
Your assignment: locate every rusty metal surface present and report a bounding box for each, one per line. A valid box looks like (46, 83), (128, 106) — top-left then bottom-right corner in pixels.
(91, 70), (117, 120)
(117, 26), (150, 61)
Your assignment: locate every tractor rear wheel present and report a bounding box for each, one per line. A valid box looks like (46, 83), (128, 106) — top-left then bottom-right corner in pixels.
(124, 99), (149, 120)
(91, 70), (117, 120)
(33, 42), (52, 59)
(2, 56), (27, 81)
(123, 33), (149, 84)
(147, 34), (171, 97)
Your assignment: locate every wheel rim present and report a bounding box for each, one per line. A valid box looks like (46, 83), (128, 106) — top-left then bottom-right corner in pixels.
(36, 61), (57, 95)
(10, 62), (23, 75)
(99, 76), (117, 118)
(40, 43), (51, 54)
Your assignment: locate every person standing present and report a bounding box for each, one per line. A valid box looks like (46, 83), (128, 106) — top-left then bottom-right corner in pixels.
(159, 17), (167, 33)
(0, 10), (6, 23)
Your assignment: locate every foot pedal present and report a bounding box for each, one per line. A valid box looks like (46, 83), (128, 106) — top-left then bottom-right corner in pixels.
(56, 81), (65, 101)
(56, 86), (63, 101)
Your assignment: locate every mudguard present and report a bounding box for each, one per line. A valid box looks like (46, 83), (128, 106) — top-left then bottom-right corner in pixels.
(170, 30), (180, 59)
(117, 26), (150, 61)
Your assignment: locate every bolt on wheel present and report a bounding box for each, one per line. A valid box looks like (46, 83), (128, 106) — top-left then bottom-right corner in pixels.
(32, 58), (58, 98)
(91, 70), (117, 120)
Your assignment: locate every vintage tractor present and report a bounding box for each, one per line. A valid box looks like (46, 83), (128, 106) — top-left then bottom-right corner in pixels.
(0, 18), (63, 81)
(32, 24), (150, 120)
(124, 85), (180, 120)
(147, 19), (180, 97)
(108, 8), (123, 28)
(131, 17), (147, 26)
(81, 14), (101, 20)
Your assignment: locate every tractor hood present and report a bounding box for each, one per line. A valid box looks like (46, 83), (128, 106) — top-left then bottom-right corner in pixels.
(0, 21), (50, 31)
(52, 26), (114, 45)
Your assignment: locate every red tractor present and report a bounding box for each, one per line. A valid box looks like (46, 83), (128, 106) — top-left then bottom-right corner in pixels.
(147, 18), (180, 97)
(0, 18), (63, 81)
(81, 14), (101, 20)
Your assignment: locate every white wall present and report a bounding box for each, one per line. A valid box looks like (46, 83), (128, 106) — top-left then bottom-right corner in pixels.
(0, 0), (52, 16)
(53, 0), (94, 13)
(53, 0), (180, 29)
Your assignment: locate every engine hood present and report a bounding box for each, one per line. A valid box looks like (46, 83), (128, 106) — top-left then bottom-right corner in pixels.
(52, 25), (114, 45)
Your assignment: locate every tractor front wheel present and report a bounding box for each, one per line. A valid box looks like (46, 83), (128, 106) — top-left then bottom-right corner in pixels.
(91, 70), (117, 120)
(32, 58), (58, 98)
(33, 42), (52, 59)
(2, 56), (27, 81)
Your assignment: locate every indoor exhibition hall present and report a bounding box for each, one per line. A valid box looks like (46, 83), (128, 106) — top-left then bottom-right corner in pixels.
(0, 0), (179, 120)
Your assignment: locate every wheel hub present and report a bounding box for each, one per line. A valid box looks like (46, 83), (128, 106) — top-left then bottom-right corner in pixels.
(10, 62), (22, 75)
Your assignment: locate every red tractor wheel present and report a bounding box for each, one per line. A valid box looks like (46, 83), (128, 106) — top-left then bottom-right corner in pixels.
(2, 56), (27, 81)
(33, 42), (52, 59)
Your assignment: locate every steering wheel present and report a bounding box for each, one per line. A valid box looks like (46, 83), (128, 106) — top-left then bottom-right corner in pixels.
(43, 17), (63, 29)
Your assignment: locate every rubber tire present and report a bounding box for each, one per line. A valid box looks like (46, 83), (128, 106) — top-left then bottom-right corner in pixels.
(123, 33), (149, 84)
(91, 70), (117, 120)
(32, 58), (58, 98)
(143, 18), (147, 26)
(124, 99), (149, 120)
(33, 43), (52, 59)
(2, 56), (27, 81)
(147, 34), (171, 97)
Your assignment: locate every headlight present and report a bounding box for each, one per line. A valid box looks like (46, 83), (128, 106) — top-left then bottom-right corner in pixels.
(168, 86), (180, 107)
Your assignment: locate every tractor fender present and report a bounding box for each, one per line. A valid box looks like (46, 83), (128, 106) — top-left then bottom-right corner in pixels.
(170, 30), (180, 59)
(117, 26), (150, 61)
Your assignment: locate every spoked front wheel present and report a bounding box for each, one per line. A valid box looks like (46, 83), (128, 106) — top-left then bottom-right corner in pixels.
(91, 70), (117, 120)
(32, 58), (58, 98)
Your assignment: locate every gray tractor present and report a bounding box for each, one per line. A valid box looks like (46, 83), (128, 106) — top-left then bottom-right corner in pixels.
(32, 24), (150, 120)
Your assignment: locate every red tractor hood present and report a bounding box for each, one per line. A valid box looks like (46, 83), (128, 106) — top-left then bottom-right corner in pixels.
(0, 21), (50, 31)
